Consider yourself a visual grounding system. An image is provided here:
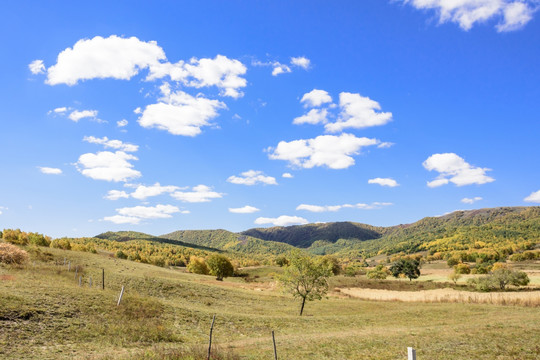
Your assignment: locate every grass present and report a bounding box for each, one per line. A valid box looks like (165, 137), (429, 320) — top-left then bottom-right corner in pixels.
(1, 246), (540, 359)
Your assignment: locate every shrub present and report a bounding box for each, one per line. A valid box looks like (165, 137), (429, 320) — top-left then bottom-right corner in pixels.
(115, 250), (128, 259)
(50, 238), (71, 250)
(454, 263), (471, 274)
(187, 257), (209, 275)
(2, 229), (28, 245)
(27, 232), (51, 247)
(0, 243), (29, 265)
(206, 254), (234, 281)
(366, 264), (389, 279)
(321, 255), (341, 275)
(449, 271), (461, 284)
(468, 268), (530, 291)
(275, 255), (289, 267)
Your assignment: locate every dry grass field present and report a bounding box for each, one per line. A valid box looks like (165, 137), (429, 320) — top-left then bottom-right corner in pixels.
(1, 246), (540, 359)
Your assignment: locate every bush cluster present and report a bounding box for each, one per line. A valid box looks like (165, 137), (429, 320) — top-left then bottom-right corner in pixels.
(0, 242), (29, 265)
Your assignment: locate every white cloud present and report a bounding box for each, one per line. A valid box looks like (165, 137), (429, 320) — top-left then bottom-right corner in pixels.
(297, 202), (392, 212)
(524, 190), (540, 203)
(77, 151), (141, 182)
(290, 56), (311, 69)
(423, 153), (495, 187)
(282, 172), (293, 178)
(138, 85), (226, 136)
(38, 167), (62, 175)
(404, 0), (537, 32)
(69, 109), (98, 122)
(46, 35), (166, 85)
(105, 190), (129, 200)
(300, 89), (332, 108)
(272, 63), (292, 76)
(117, 119), (128, 127)
(268, 133), (379, 169)
(229, 205), (260, 214)
(325, 92), (392, 132)
(368, 177), (399, 187)
(461, 196), (483, 204)
(227, 170), (277, 186)
(53, 107), (68, 114)
(377, 142), (394, 149)
(171, 185), (223, 203)
(293, 108), (329, 125)
(103, 215), (142, 224)
(130, 183), (179, 200)
(148, 55), (247, 98)
(29, 60), (46, 74)
(254, 215), (309, 226)
(83, 136), (138, 152)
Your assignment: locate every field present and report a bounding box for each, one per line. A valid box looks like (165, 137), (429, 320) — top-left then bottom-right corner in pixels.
(1, 247), (540, 359)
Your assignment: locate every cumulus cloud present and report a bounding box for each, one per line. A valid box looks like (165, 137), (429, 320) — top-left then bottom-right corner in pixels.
(38, 167), (62, 175)
(293, 108), (329, 125)
(104, 204), (181, 224)
(254, 215), (309, 226)
(148, 55), (247, 98)
(291, 56), (311, 69)
(83, 136), (138, 152)
(282, 172), (293, 178)
(368, 177), (399, 187)
(300, 89), (332, 108)
(117, 119), (128, 127)
(53, 107), (68, 114)
(378, 142), (394, 149)
(138, 84), (226, 136)
(461, 196), (483, 204)
(268, 133), (379, 169)
(297, 202), (392, 212)
(104, 190), (129, 200)
(171, 185), (223, 203)
(68, 109), (98, 122)
(29, 60), (45, 74)
(130, 183), (180, 200)
(227, 170), (277, 186)
(524, 190), (540, 203)
(423, 153), (495, 187)
(77, 151), (141, 182)
(272, 63), (292, 76)
(46, 35), (166, 85)
(403, 0), (537, 32)
(325, 92), (392, 132)
(229, 205), (260, 214)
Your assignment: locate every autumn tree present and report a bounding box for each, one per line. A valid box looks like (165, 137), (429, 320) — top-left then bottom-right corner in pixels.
(206, 254), (234, 281)
(278, 251), (333, 316)
(390, 258), (421, 281)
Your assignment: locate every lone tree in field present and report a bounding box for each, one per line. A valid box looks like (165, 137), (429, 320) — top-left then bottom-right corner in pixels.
(390, 258), (421, 281)
(278, 250), (333, 316)
(206, 254), (234, 281)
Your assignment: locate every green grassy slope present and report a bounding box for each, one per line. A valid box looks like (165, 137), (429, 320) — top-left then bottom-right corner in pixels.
(1, 245), (539, 359)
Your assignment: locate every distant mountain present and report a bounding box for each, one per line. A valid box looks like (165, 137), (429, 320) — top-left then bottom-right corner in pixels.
(159, 229), (297, 255)
(241, 221), (383, 248)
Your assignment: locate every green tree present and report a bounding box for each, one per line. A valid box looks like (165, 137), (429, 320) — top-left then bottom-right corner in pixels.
(492, 268), (530, 290)
(449, 270), (461, 284)
(321, 255), (341, 275)
(390, 258), (421, 281)
(278, 250), (332, 316)
(454, 263), (471, 274)
(206, 254), (234, 281)
(187, 256), (209, 275)
(366, 264), (389, 279)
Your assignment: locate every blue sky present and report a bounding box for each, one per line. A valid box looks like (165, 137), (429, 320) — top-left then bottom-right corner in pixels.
(1, 0), (539, 238)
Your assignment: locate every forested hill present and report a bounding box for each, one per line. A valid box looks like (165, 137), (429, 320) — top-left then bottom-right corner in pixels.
(159, 229), (297, 255)
(241, 221), (384, 248)
(94, 231), (220, 252)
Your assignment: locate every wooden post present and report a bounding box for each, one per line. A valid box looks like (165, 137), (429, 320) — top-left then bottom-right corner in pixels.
(89, 277), (92, 287)
(117, 286), (125, 306)
(408, 347), (416, 360)
(207, 314), (216, 360)
(68, 261), (71, 271)
(272, 330), (278, 360)
(102, 268), (105, 290)
(75, 268), (78, 279)
(78, 276), (82, 287)
(63, 257), (66, 266)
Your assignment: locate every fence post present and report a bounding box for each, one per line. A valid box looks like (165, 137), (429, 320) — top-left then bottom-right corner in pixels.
(272, 330), (278, 360)
(408, 347), (416, 360)
(78, 276), (82, 287)
(207, 314), (216, 360)
(117, 286), (125, 306)
(89, 277), (92, 287)
(68, 261), (71, 271)
(102, 268), (105, 290)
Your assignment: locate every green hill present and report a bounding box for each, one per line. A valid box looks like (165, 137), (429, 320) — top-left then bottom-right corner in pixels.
(241, 221), (383, 248)
(160, 229), (297, 255)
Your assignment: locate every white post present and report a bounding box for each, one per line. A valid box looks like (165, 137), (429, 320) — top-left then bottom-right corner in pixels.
(117, 286), (125, 306)
(78, 276), (82, 287)
(408, 347), (416, 360)
(89, 277), (92, 287)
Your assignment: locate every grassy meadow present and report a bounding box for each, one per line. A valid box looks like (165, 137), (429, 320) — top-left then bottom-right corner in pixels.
(1, 247), (540, 359)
